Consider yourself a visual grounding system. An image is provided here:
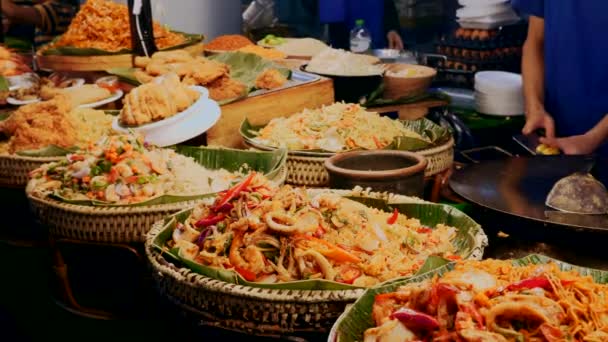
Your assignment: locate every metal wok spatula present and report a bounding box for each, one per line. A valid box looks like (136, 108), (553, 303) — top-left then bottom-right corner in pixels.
(546, 161), (608, 215)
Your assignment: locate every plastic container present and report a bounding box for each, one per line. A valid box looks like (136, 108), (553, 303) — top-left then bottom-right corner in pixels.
(349, 19), (372, 53)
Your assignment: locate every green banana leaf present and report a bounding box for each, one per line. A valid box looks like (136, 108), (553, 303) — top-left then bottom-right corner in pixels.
(208, 51), (291, 90)
(41, 32), (203, 56)
(0, 76), (9, 92)
(240, 116), (451, 156)
(46, 146), (287, 207)
(331, 254), (608, 342)
(152, 192), (485, 291)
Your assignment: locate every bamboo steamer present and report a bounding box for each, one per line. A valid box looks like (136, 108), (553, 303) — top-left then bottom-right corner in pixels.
(36, 43), (204, 72)
(383, 64), (437, 100)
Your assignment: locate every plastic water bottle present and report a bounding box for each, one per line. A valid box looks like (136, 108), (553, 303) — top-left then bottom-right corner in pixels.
(349, 19), (372, 53)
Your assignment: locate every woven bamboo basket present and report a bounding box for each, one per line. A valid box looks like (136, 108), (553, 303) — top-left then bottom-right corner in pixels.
(248, 137), (454, 187)
(145, 189), (488, 336)
(0, 154), (63, 188)
(28, 165), (287, 244)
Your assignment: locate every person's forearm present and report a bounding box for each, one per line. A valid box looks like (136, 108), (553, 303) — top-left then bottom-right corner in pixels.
(587, 114), (608, 147)
(2, 2), (43, 27)
(522, 19), (545, 115)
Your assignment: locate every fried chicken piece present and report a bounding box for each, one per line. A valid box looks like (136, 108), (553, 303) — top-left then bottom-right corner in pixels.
(183, 58), (229, 85)
(120, 73), (200, 126)
(0, 95), (77, 153)
(255, 68), (288, 90)
(207, 75), (247, 101)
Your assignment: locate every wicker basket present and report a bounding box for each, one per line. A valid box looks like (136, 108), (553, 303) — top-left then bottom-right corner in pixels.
(28, 165), (287, 244)
(145, 189), (487, 336)
(0, 154), (63, 188)
(250, 138), (454, 187)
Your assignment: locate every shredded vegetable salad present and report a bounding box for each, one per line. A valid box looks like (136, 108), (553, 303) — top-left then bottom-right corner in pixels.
(365, 259), (608, 342)
(251, 103), (428, 152)
(27, 135), (240, 204)
(167, 173), (461, 286)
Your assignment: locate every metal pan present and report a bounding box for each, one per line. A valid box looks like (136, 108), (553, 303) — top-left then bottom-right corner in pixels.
(449, 155), (608, 232)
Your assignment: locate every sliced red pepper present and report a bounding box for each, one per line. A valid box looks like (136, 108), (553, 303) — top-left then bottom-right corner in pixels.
(314, 225), (326, 238)
(235, 266), (257, 281)
(195, 214), (225, 228)
(417, 226), (433, 234)
(387, 208), (399, 225)
(505, 276), (552, 292)
(107, 167), (118, 183)
(336, 265), (362, 285)
(212, 173), (255, 212)
(391, 308), (440, 331)
(125, 175), (139, 184)
(446, 255), (462, 261)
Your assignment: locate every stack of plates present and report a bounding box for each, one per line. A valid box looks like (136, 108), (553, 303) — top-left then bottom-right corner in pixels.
(457, 0), (520, 29)
(474, 71), (524, 116)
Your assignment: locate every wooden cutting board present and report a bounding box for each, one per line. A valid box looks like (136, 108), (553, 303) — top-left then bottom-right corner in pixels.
(206, 77), (334, 148)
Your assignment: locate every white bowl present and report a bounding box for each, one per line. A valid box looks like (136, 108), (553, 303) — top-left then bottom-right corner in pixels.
(112, 86), (219, 147)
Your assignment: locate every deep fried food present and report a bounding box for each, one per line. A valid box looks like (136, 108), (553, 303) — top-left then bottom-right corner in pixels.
(40, 84), (112, 107)
(207, 76), (247, 101)
(182, 58), (229, 85)
(51, 0), (186, 52)
(255, 68), (288, 90)
(0, 96), (76, 153)
(120, 73), (200, 126)
(134, 69), (156, 84)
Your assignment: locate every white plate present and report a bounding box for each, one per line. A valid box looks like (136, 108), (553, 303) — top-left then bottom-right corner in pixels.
(475, 71), (522, 94)
(457, 3), (512, 19)
(6, 97), (40, 105)
(112, 86), (219, 147)
(7, 88), (124, 108)
(79, 89), (124, 109)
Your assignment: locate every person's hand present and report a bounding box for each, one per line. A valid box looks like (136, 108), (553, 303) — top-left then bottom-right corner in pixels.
(522, 107), (555, 139)
(540, 134), (599, 155)
(387, 30), (404, 50)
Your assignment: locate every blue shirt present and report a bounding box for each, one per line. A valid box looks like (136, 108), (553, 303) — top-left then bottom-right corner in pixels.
(512, 1), (608, 142)
(319, 0), (386, 48)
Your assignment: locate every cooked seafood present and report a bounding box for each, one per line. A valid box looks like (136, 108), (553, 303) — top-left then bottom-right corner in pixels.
(49, 0), (186, 52)
(27, 135), (241, 204)
(255, 69), (288, 90)
(252, 103), (428, 152)
(166, 174), (461, 286)
(0, 45), (31, 77)
(0, 96), (113, 154)
(364, 259), (608, 342)
(120, 73), (200, 126)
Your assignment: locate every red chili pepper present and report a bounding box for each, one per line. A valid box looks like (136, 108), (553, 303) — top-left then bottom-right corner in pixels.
(446, 255), (462, 261)
(125, 175), (139, 184)
(212, 173), (255, 212)
(505, 276), (552, 292)
(417, 227), (433, 234)
(391, 308), (440, 331)
(387, 208), (399, 225)
(195, 214), (225, 228)
(107, 167), (118, 183)
(234, 266), (257, 281)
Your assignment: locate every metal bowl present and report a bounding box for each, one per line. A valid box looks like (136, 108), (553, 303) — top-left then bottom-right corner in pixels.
(372, 48), (400, 62)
